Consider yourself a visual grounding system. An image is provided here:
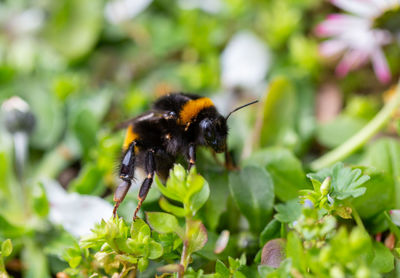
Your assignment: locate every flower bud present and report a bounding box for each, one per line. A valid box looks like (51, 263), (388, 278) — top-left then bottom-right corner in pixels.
(320, 176), (331, 195)
(2, 96), (35, 134)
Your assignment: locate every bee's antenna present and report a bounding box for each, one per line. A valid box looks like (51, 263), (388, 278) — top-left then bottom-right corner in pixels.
(225, 100), (259, 120)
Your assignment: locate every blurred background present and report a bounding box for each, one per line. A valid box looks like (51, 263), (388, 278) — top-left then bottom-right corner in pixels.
(1, 0), (400, 277)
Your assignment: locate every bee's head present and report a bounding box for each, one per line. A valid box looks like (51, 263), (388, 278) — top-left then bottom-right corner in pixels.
(199, 116), (227, 153)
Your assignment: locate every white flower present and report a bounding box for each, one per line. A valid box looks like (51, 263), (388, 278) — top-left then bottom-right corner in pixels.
(105, 0), (153, 24)
(390, 210), (400, 226)
(178, 0), (224, 14)
(220, 31), (271, 89)
(43, 179), (113, 237)
(5, 9), (44, 35)
(316, 0), (399, 83)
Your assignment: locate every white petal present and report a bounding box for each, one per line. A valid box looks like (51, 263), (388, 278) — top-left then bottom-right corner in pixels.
(221, 31), (271, 89)
(384, 0), (400, 9)
(331, 0), (378, 17)
(7, 9), (44, 35)
(105, 0), (153, 24)
(371, 48), (391, 83)
(319, 39), (347, 57)
(335, 49), (369, 76)
(315, 14), (368, 37)
(178, 0), (223, 14)
(43, 179), (113, 237)
(390, 210), (400, 226)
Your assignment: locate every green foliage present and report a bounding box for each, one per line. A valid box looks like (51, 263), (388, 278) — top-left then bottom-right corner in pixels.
(151, 165), (210, 275)
(147, 212), (183, 236)
(362, 138), (400, 207)
(0, 239), (13, 276)
(301, 163), (370, 218)
(45, 0), (103, 60)
(274, 199), (302, 223)
(258, 77), (299, 150)
(307, 162), (370, 200)
(155, 165), (210, 217)
(229, 166), (274, 233)
(245, 147), (309, 201)
(67, 217), (164, 277)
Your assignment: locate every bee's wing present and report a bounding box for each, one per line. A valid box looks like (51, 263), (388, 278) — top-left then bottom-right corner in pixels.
(113, 110), (167, 131)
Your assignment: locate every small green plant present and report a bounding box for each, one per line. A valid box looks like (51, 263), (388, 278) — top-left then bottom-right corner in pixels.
(64, 217), (163, 277)
(148, 164), (209, 277)
(259, 163), (394, 277)
(63, 164), (210, 277)
(300, 162), (370, 219)
(0, 239), (13, 278)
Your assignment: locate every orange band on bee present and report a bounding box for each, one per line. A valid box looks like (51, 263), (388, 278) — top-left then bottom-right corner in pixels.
(179, 98), (214, 125)
(123, 125), (139, 150)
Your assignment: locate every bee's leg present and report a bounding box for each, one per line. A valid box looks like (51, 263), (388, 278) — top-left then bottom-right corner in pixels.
(224, 149), (237, 170)
(188, 143), (196, 170)
(133, 149), (155, 220)
(113, 142), (136, 217)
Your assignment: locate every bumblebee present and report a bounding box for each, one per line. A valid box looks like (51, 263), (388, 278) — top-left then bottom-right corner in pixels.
(113, 93), (257, 219)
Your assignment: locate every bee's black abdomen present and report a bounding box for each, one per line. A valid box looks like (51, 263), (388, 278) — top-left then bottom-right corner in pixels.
(153, 93), (201, 113)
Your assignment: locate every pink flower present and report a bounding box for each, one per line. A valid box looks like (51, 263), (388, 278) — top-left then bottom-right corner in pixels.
(316, 0), (398, 83)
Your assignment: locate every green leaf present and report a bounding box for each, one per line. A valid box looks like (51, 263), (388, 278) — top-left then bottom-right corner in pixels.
(307, 162), (370, 200)
(317, 115), (366, 148)
(258, 77), (299, 150)
(201, 171), (230, 231)
(148, 241), (163, 259)
(187, 172), (210, 214)
(45, 0), (103, 60)
(236, 265), (260, 278)
(245, 147), (310, 201)
(215, 260), (230, 278)
(155, 168), (185, 202)
(0, 151), (11, 198)
(352, 169), (394, 218)
(362, 138), (400, 208)
(260, 219), (281, 247)
(27, 87), (64, 149)
(159, 197), (186, 217)
(146, 212), (183, 236)
(68, 256), (82, 268)
(71, 109), (99, 159)
(229, 166), (274, 233)
(138, 257), (149, 272)
(285, 232), (305, 272)
(258, 259), (292, 277)
(43, 228), (77, 258)
(274, 199), (302, 223)
(156, 165), (210, 215)
(185, 220), (208, 254)
(32, 182), (49, 218)
(22, 240), (50, 278)
(371, 242), (394, 273)
(68, 163), (106, 195)
(0, 214), (26, 238)
(1, 239), (12, 257)
(131, 218), (151, 240)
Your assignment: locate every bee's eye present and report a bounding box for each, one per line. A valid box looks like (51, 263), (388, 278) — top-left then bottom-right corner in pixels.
(200, 119), (213, 138)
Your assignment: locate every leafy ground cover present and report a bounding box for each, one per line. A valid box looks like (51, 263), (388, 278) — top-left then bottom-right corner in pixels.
(1, 0), (400, 277)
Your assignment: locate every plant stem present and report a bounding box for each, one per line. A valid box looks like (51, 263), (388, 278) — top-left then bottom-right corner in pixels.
(310, 82), (400, 171)
(179, 216), (191, 278)
(351, 206), (365, 232)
